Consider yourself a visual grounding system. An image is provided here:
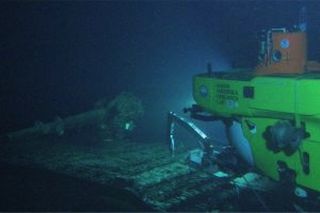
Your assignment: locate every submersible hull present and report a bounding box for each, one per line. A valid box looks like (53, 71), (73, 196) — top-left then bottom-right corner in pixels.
(193, 71), (320, 192)
(191, 23), (320, 192)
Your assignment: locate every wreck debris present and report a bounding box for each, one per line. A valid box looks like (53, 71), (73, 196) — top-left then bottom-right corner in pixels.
(4, 92), (144, 141)
(96, 92), (144, 140)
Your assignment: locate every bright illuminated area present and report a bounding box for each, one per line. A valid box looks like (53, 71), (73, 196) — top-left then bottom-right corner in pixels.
(1, 1), (320, 212)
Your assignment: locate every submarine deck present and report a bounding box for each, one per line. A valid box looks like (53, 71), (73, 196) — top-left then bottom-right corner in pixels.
(0, 128), (315, 211)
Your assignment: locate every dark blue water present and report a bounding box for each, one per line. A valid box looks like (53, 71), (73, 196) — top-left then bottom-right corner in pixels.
(2, 1), (320, 139)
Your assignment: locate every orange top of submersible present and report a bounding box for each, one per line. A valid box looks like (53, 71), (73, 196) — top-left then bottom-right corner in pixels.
(255, 32), (307, 75)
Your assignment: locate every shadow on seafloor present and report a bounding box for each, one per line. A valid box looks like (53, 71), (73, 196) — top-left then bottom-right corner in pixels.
(0, 162), (154, 212)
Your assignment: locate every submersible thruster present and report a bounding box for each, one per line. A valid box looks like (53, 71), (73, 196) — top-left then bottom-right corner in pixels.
(192, 22), (320, 192)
